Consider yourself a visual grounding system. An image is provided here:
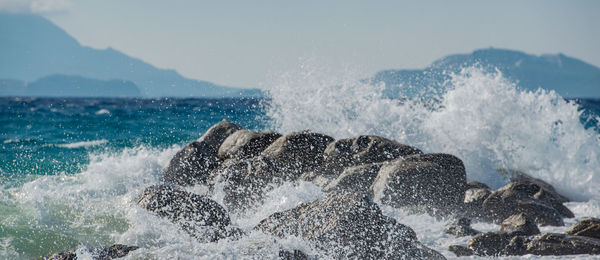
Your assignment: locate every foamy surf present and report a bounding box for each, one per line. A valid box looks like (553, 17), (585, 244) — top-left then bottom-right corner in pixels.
(56, 139), (109, 149)
(266, 64), (600, 201)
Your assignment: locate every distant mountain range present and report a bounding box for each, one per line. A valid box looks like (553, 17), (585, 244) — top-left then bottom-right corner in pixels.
(1, 75), (141, 97)
(0, 13), (262, 98)
(372, 48), (600, 98)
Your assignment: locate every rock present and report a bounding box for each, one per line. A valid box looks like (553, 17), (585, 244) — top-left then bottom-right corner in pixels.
(463, 188), (492, 218)
(218, 129), (281, 160)
(444, 218), (480, 237)
(162, 119), (243, 185)
(138, 185), (232, 241)
(44, 244), (138, 260)
(254, 192), (445, 259)
(565, 218), (600, 240)
(197, 119), (244, 150)
(279, 249), (309, 260)
(448, 245), (474, 257)
(323, 163), (382, 193)
(211, 156), (280, 211)
(371, 155), (467, 210)
(500, 213), (540, 236)
(482, 182), (565, 226)
(321, 135), (422, 175)
(261, 131), (334, 178)
(468, 231), (515, 256)
(507, 171), (574, 218)
(92, 244), (139, 259)
(162, 141), (221, 185)
(524, 233), (600, 255)
(466, 181), (490, 190)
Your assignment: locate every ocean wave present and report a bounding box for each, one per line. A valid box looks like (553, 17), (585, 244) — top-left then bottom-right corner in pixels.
(95, 109), (110, 115)
(265, 63), (600, 201)
(56, 139), (109, 149)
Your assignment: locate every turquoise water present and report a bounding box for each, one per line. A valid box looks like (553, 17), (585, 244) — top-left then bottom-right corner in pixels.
(1, 68), (600, 258)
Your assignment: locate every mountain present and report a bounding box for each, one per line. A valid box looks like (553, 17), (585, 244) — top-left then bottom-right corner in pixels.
(0, 75), (141, 97)
(0, 13), (262, 97)
(373, 48), (600, 98)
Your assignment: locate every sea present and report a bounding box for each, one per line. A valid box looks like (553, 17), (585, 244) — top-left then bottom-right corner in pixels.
(1, 67), (599, 259)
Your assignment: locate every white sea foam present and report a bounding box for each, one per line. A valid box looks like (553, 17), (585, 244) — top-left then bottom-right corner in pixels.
(56, 139), (108, 149)
(266, 62), (600, 201)
(95, 109), (110, 115)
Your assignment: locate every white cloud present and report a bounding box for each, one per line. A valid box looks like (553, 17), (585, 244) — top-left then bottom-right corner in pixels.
(0, 0), (70, 14)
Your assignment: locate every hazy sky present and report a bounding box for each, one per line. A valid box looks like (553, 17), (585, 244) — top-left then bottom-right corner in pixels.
(2, 0), (600, 88)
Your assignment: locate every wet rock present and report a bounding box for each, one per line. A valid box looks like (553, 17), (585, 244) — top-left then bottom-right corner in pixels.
(218, 129), (281, 160)
(323, 163), (382, 193)
(162, 141), (221, 185)
(371, 154), (467, 210)
(321, 135), (422, 175)
(524, 233), (600, 255)
(468, 231), (515, 256)
(500, 213), (540, 236)
(279, 249), (309, 260)
(565, 218), (600, 240)
(463, 188), (492, 218)
(44, 244), (139, 260)
(482, 182), (564, 226)
(254, 192), (445, 259)
(466, 181), (490, 190)
(444, 218), (480, 237)
(261, 131), (334, 178)
(448, 245), (473, 257)
(211, 156), (280, 211)
(138, 185), (232, 241)
(508, 171), (574, 218)
(197, 119), (244, 150)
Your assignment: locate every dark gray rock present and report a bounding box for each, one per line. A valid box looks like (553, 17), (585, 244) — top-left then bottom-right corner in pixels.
(162, 141), (220, 185)
(279, 249), (309, 260)
(218, 129), (281, 160)
(508, 171), (574, 218)
(261, 131), (334, 179)
(524, 233), (600, 256)
(482, 182), (565, 226)
(254, 192), (445, 259)
(500, 213), (540, 236)
(44, 244), (138, 260)
(138, 185), (233, 242)
(323, 163), (382, 193)
(463, 187), (492, 218)
(321, 135), (422, 175)
(162, 119), (243, 185)
(466, 181), (490, 190)
(197, 119), (244, 150)
(371, 155), (467, 210)
(468, 231), (515, 256)
(448, 245), (473, 257)
(565, 218), (600, 240)
(444, 218), (480, 237)
(211, 156), (280, 211)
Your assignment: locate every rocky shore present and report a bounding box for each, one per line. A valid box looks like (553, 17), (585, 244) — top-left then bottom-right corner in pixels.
(46, 119), (600, 259)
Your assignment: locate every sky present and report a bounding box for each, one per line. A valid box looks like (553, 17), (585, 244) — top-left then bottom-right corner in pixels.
(1, 0), (599, 88)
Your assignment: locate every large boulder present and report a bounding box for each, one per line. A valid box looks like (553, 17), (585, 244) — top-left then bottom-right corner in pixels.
(218, 129), (281, 160)
(261, 131), (334, 178)
(137, 185), (234, 242)
(371, 154), (467, 210)
(522, 233), (600, 256)
(211, 156), (280, 211)
(468, 231), (516, 256)
(500, 213), (540, 236)
(321, 135), (422, 175)
(565, 218), (600, 240)
(481, 182), (565, 226)
(254, 192), (445, 259)
(323, 163), (383, 193)
(162, 119), (243, 185)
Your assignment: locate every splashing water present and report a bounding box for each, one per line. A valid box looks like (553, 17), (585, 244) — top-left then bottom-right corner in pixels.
(266, 64), (600, 201)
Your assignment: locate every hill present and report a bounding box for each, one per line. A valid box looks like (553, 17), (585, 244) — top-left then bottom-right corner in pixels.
(0, 13), (261, 98)
(372, 48), (600, 98)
